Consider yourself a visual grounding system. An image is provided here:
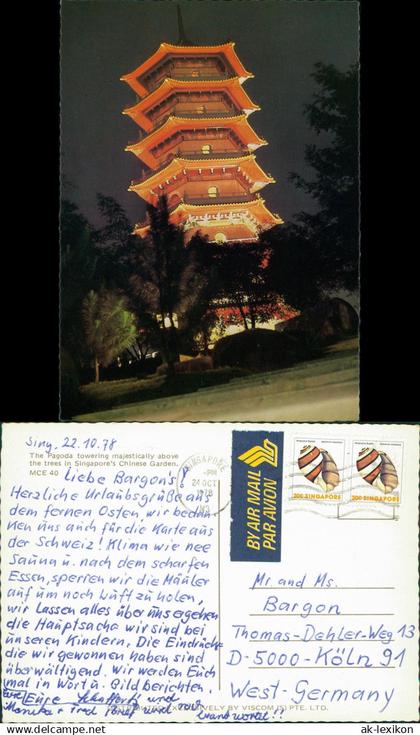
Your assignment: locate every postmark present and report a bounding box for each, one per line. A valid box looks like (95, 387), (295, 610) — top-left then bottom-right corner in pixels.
(176, 453), (230, 516)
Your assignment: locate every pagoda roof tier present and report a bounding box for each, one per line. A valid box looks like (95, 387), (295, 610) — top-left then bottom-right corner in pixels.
(178, 197), (283, 225)
(121, 42), (253, 97)
(123, 77), (260, 131)
(128, 154), (275, 202)
(125, 114), (267, 168)
(134, 197), (283, 237)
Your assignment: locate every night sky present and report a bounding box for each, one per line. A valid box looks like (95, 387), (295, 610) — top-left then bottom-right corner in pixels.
(61, 0), (359, 229)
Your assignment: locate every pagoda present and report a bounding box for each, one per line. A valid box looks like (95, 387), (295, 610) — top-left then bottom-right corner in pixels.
(121, 9), (283, 243)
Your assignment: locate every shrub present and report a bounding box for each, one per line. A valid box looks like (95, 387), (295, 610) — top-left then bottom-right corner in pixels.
(277, 297), (359, 344)
(212, 328), (325, 371)
(156, 355), (213, 376)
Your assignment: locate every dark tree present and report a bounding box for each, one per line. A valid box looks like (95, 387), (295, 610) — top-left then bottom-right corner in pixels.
(60, 199), (97, 352)
(262, 224), (325, 311)
(96, 193), (133, 250)
(289, 62), (359, 293)
(214, 242), (284, 330)
(60, 199), (99, 414)
(189, 309), (226, 355)
(129, 196), (215, 373)
(93, 193), (140, 290)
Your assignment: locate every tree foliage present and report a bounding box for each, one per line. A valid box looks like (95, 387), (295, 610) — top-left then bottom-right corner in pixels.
(288, 62), (359, 293)
(60, 199), (98, 356)
(93, 193), (140, 290)
(129, 196), (215, 370)
(214, 242), (287, 329)
(262, 225), (324, 311)
(61, 200), (97, 313)
(192, 311), (226, 354)
(96, 193), (133, 250)
(82, 290), (137, 382)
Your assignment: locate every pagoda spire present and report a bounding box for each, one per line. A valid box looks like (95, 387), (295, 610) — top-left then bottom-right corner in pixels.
(176, 4), (193, 46)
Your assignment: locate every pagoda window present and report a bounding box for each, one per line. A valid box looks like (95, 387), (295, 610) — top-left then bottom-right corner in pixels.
(208, 186), (219, 198)
(196, 105), (206, 114)
(202, 144), (212, 154)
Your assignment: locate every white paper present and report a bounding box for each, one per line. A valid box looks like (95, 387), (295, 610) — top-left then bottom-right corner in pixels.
(1, 422), (418, 723)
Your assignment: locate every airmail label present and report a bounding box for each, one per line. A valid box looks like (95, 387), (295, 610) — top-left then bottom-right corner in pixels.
(231, 430), (283, 561)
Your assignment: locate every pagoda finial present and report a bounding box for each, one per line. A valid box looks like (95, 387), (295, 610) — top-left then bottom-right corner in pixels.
(176, 4), (192, 46)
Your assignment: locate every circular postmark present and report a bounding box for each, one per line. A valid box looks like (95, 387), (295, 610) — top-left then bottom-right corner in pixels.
(176, 453), (230, 516)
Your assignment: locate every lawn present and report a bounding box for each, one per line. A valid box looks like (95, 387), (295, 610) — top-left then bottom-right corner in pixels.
(73, 338), (358, 418)
(77, 367), (250, 415)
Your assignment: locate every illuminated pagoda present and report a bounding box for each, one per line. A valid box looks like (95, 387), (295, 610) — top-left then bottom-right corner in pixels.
(121, 8), (283, 243)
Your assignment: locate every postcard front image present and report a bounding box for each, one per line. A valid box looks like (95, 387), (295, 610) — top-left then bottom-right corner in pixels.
(60, 0), (359, 422)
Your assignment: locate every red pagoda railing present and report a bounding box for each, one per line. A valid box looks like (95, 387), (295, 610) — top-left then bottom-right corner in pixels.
(146, 72), (235, 93)
(184, 193), (256, 205)
(178, 150), (247, 159)
(150, 108), (240, 132)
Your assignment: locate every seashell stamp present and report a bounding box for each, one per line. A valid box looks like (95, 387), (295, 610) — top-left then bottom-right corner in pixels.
(349, 439), (403, 514)
(297, 444), (340, 492)
(289, 437), (403, 520)
(356, 447), (399, 494)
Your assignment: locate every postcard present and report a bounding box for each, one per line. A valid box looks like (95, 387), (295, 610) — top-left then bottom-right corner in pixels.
(1, 422), (418, 723)
(60, 0), (359, 422)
